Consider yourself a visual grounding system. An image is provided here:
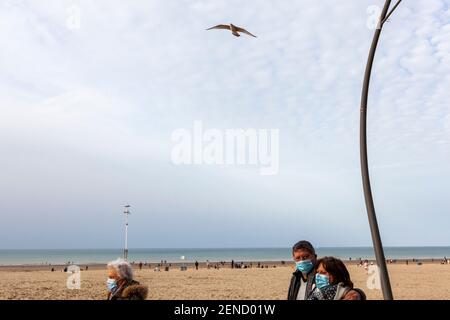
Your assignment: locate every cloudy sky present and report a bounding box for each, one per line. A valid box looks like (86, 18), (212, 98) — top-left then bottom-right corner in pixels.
(0, 0), (449, 249)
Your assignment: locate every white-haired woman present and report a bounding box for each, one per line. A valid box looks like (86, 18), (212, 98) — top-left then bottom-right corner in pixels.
(106, 258), (148, 300)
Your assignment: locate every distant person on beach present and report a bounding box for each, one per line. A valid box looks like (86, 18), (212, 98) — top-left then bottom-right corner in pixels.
(195, 261), (199, 270)
(307, 257), (365, 300)
(287, 240), (317, 300)
(106, 258), (148, 300)
(231, 260), (234, 269)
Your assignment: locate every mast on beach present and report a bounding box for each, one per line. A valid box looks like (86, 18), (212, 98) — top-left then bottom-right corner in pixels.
(124, 204), (131, 260)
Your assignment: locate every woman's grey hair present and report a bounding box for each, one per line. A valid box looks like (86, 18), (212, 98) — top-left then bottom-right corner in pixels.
(107, 258), (133, 281)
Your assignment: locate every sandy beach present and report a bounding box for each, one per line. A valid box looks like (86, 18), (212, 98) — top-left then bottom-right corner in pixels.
(1, 262), (449, 300)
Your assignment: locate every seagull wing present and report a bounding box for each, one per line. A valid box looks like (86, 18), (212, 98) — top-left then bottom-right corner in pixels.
(235, 27), (257, 37)
(206, 25), (231, 31)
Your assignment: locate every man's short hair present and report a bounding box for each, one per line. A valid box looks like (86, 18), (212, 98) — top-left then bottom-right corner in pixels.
(292, 240), (315, 255)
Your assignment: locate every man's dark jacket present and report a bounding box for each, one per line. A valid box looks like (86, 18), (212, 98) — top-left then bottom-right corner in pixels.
(287, 270), (316, 300)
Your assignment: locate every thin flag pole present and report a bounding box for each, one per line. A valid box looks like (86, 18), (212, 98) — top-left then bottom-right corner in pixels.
(360, 0), (402, 300)
(124, 205), (131, 260)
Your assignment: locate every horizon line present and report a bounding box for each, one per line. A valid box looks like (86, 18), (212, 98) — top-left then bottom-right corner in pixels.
(1, 245), (450, 251)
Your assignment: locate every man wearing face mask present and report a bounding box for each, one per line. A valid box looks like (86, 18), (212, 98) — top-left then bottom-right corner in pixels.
(287, 240), (318, 300)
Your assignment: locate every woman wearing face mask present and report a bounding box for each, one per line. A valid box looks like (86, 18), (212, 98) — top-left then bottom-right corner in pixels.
(106, 258), (148, 300)
(307, 257), (366, 300)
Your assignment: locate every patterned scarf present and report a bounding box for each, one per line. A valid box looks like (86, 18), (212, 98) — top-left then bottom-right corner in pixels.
(307, 284), (338, 300)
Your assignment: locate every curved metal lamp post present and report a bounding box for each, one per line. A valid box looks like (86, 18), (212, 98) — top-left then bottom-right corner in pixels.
(360, 0), (402, 300)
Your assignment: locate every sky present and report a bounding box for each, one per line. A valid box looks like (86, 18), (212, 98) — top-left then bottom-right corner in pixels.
(0, 0), (449, 249)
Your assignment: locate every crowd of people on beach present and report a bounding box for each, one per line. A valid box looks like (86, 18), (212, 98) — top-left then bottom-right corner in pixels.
(124, 259), (280, 272)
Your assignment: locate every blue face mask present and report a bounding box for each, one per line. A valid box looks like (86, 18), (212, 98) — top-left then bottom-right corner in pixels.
(315, 273), (330, 290)
(295, 260), (314, 274)
(106, 278), (118, 292)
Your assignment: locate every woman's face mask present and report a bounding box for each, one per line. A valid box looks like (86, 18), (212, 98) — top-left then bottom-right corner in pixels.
(106, 278), (118, 292)
(315, 273), (330, 290)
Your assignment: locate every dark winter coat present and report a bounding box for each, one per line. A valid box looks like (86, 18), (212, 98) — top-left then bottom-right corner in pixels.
(107, 280), (148, 300)
(287, 270), (316, 300)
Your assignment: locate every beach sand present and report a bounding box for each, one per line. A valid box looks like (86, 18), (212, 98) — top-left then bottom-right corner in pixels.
(1, 263), (449, 300)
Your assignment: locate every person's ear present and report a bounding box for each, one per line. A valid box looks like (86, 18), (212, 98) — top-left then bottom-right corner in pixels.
(329, 275), (335, 284)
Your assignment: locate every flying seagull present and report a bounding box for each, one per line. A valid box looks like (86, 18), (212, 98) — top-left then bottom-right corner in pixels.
(206, 24), (257, 38)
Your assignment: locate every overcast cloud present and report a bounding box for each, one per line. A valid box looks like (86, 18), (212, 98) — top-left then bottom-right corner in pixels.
(0, 0), (449, 249)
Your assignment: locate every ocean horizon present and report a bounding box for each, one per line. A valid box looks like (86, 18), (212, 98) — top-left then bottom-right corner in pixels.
(0, 246), (449, 266)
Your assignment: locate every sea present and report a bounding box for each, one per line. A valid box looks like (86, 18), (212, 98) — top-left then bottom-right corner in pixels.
(0, 247), (449, 266)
